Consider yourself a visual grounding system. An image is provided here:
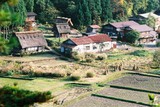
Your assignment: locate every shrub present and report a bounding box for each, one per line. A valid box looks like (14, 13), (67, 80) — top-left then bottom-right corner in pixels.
(0, 86), (52, 107)
(124, 30), (140, 44)
(85, 53), (95, 63)
(156, 41), (160, 47)
(130, 50), (150, 57)
(96, 54), (107, 60)
(71, 51), (81, 61)
(86, 72), (94, 78)
(70, 75), (81, 81)
(153, 50), (160, 68)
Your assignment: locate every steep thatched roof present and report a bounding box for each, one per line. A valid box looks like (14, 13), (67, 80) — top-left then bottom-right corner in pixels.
(56, 23), (71, 34)
(15, 31), (47, 49)
(55, 17), (73, 26)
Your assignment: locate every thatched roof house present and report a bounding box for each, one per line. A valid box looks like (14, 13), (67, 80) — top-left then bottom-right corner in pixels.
(54, 23), (71, 38)
(15, 31), (48, 54)
(55, 17), (73, 26)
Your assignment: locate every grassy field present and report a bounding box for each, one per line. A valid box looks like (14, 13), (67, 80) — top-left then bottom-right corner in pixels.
(0, 77), (69, 95)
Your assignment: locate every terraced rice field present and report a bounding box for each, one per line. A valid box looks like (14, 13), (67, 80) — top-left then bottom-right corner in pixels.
(68, 72), (160, 107)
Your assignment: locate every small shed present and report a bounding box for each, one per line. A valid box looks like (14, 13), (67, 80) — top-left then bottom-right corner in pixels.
(25, 12), (37, 31)
(15, 31), (48, 54)
(86, 25), (101, 33)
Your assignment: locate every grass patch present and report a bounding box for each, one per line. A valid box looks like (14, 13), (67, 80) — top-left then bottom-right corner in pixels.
(130, 50), (151, 57)
(65, 83), (91, 88)
(0, 77), (66, 93)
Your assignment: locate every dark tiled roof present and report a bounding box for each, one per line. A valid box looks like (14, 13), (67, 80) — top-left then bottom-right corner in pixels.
(56, 23), (71, 34)
(27, 12), (37, 16)
(110, 21), (139, 28)
(129, 25), (153, 32)
(15, 31), (47, 49)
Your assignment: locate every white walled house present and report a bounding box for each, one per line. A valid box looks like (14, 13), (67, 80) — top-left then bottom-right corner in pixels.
(61, 34), (116, 54)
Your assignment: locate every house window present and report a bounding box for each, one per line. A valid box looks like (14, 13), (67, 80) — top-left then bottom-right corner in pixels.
(85, 46), (90, 50)
(105, 43), (110, 47)
(93, 45), (97, 50)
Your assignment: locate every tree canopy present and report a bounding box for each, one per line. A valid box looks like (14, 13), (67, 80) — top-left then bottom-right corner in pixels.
(124, 30), (140, 44)
(0, 0), (160, 29)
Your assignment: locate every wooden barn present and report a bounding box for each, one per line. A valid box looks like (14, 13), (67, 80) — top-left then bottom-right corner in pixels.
(15, 31), (48, 54)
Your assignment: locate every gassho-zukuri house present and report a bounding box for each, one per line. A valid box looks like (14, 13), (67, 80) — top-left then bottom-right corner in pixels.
(61, 34), (116, 54)
(15, 31), (48, 54)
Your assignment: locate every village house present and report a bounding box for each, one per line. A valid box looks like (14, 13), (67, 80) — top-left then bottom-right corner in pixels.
(14, 31), (48, 54)
(86, 25), (101, 33)
(53, 17), (82, 38)
(130, 12), (160, 31)
(54, 17), (73, 26)
(128, 24), (158, 43)
(61, 34), (116, 54)
(101, 21), (140, 40)
(53, 23), (71, 38)
(25, 12), (37, 31)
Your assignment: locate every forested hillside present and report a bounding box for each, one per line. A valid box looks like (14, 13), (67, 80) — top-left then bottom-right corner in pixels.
(0, 0), (160, 29)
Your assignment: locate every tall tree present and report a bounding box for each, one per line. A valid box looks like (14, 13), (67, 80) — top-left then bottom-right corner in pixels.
(101, 0), (112, 23)
(81, 0), (92, 26)
(11, 0), (26, 26)
(24, 0), (34, 12)
(146, 0), (159, 12)
(76, 2), (84, 28)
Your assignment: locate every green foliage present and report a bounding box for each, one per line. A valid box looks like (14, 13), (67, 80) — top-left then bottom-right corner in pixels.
(148, 94), (155, 103)
(8, 36), (20, 53)
(0, 86), (52, 107)
(101, 0), (112, 22)
(70, 75), (81, 81)
(130, 50), (150, 57)
(124, 30), (140, 44)
(156, 41), (160, 47)
(96, 54), (107, 60)
(146, 15), (156, 28)
(0, 37), (10, 55)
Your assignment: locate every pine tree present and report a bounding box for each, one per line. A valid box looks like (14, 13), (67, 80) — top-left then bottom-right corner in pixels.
(101, 0), (112, 23)
(24, 0), (34, 12)
(94, 0), (102, 24)
(76, 2), (84, 27)
(12, 0), (26, 26)
(81, 0), (92, 26)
